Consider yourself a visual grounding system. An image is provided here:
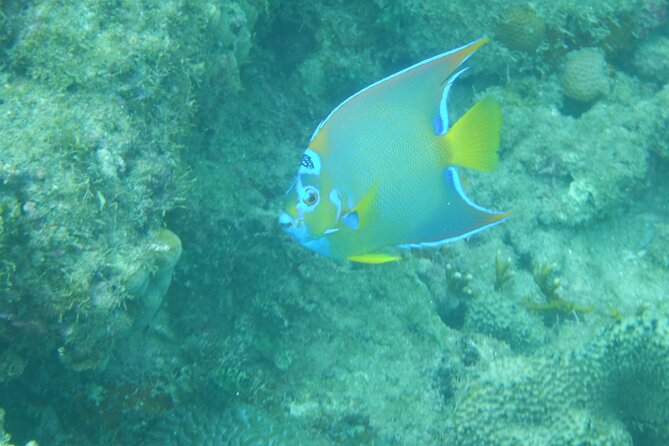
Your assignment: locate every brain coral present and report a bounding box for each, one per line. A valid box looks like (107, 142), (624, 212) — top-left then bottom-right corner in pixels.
(447, 315), (669, 445)
(495, 3), (546, 52)
(561, 48), (610, 102)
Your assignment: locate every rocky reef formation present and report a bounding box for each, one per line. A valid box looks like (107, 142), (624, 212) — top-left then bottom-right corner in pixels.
(1, 0), (668, 444)
(0, 0), (257, 442)
(0, 0), (257, 372)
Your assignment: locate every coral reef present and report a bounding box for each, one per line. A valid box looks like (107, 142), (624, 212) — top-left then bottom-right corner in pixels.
(561, 48), (610, 103)
(464, 292), (546, 352)
(145, 405), (323, 446)
(448, 315), (669, 445)
(0, 409), (12, 446)
(505, 70), (663, 227)
(0, 0), (259, 376)
(0, 0), (668, 445)
(633, 36), (669, 84)
(0, 0), (256, 442)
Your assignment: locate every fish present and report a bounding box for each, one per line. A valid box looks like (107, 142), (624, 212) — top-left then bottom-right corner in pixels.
(279, 36), (510, 264)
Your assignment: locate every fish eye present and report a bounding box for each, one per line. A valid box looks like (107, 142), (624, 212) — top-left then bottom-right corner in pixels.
(304, 190), (319, 206)
(304, 191), (318, 206)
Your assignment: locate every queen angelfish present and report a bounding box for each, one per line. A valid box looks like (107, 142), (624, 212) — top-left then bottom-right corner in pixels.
(279, 36), (510, 263)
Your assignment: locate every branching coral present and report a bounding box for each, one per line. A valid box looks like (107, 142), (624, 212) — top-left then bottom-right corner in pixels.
(445, 263), (477, 298)
(525, 261), (593, 325)
(494, 251), (514, 291)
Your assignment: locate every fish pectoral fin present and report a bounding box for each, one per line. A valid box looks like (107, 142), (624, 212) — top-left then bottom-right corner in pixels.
(347, 252), (401, 264)
(343, 182), (379, 230)
(342, 211), (359, 230)
(442, 96), (502, 172)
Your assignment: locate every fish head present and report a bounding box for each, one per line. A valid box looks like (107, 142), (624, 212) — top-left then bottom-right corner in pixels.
(279, 149), (342, 249)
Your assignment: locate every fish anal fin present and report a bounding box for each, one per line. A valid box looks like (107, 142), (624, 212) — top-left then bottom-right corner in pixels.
(347, 253), (401, 264)
(398, 168), (510, 248)
(443, 96), (502, 172)
(439, 167), (510, 242)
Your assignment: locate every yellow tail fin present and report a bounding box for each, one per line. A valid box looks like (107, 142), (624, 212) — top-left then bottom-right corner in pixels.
(443, 96), (502, 172)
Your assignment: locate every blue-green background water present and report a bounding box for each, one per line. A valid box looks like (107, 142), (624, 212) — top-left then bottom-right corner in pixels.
(0, 0), (668, 444)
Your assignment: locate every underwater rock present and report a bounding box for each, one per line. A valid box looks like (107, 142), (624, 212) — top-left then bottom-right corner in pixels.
(56, 228), (181, 371)
(145, 405), (321, 446)
(0, 408), (11, 446)
(126, 228), (182, 329)
(647, 222), (669, 268)
(633, 36), (669, 84)
(0, 349), (26, 383)
(463, 293), (546, 352)
(510, 71), (654, 227)
(561, 48), (610, 103)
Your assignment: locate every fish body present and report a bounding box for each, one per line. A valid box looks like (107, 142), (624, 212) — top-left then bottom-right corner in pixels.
(279, 37), (509, 263)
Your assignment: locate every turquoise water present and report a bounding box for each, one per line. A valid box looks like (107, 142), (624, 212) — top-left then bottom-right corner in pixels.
(0, 0), (668, 444)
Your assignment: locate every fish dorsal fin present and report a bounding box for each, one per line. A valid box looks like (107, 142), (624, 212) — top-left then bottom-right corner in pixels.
(342, 182), (378, 230)
(309, 125), (330, 155)
(311, 36), (490, 145)
(433, 67), (469, 136)
(347, 253), (400, 264)
(442, 96), (502, 172)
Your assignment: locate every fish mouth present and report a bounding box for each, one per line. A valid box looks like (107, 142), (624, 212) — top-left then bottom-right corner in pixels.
(278, 213), (312, 242)
(279, 212), (334, 244)
(278, 212), (294, 231)
(278, 212), (333, 257)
